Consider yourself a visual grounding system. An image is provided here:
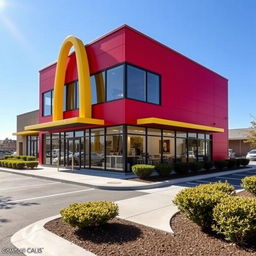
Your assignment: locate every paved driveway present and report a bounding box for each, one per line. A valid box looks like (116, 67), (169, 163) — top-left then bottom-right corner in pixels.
(0, 171), (145, 256)
(175, 168), (256, 190)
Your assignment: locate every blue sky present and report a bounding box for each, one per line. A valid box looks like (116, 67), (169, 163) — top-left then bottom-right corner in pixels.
(0, 0), (255, 139)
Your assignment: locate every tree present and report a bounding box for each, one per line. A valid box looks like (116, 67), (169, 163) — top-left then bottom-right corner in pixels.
(245, 121), (256, 148)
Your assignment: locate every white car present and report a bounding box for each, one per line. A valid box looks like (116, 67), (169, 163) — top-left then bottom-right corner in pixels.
(246, 149), (256, 161)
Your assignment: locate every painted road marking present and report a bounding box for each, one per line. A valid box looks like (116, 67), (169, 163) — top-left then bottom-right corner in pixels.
(0, 182), (61, 192)
(0, 188), (94, 204)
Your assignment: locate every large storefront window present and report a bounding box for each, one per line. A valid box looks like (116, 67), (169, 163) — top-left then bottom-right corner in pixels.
(66, 81), (78, 111)
(27, 136), (38, 157)
(147, 72), (160, 104)
(42, 126), (212, 172)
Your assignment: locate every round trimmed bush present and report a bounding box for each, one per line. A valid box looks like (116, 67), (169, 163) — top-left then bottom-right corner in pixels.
(131, 164), (154, 178)
(60, 201), (119, 229)
(213, 196), (256, 245)
(155, 163), (173, 177)
(26, 161), (38, 169)
(189, 162), (203, 172)
(214, 160), (227, 170)
(241, 176), (256, 194)
(226, 159), (237, 169)
(174, 162), (190, 174)
(203, 161), (214, 170)
(173, 182), (234, 230)
(240, 158), (250, 167)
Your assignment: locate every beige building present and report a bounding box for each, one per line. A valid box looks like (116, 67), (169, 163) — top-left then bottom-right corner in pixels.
(229, 128), (254, 157)
(15, 110), (39, 156)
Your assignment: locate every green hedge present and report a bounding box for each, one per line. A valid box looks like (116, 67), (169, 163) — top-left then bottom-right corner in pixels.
(173, 182), (234, 230)
(60, 201), (119, 229)
(203, 161), (214, 170)
(241, 176), (256, 194)
(174, 162), (190, 174)
(213, 196), (256, 245)
(189, 162), (203, 172)
(214, 160), (227, 170)
(240, 158), (250, 167)
(0, 159), (38, 169)
(4, 155), (37, 161)
(155, 163), (173, 177)
(131, 164), (155, 178)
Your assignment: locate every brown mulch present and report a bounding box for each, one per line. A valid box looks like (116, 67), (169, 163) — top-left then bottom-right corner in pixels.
(45, 213), (256, 256)
(130, 167), (249, 183)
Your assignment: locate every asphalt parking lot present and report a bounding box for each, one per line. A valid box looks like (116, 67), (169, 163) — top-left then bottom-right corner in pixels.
(0, 171), (144, 256)
(175, 166), (256, 190)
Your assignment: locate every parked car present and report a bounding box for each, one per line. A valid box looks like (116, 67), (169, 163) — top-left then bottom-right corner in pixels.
(228, 149), (236, 159)
(246, 149), (256, 161)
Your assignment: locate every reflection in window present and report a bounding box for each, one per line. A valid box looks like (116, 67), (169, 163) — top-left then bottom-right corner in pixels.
(43, 91), (52, 116)
(127, 65), (146, 101)
(91, 135), (105, 169)
(66, 82), (77, 110)
(188, 139), (197, 162)
(147, 72), (160, 104)
(106, 135), (123, 170)
(162, 137), (175, 163)
(198, 139), (205, 162)
(107, 66), (124, 101)
(176, 138), (187, 163)
(147, 135), (161, 165)
(91, 72), (105, 104)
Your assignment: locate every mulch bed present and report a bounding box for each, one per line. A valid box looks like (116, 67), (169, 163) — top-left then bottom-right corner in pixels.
(130, 167), (249, 183)
(45, 212), (256, 256)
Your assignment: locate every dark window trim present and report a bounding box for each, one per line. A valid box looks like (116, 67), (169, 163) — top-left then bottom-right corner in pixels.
(42, 90), (53, 117)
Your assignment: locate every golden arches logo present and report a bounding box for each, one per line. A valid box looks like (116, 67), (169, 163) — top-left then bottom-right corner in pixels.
(53, 36), (91, 121)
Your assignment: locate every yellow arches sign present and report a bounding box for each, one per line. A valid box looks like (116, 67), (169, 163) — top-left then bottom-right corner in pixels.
(53, 36), (91, 121)
(25, 36), (104, 131)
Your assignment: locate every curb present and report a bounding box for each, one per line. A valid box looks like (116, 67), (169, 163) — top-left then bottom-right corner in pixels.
(1, 166), (255, 191)
(11, 215), (96, 256)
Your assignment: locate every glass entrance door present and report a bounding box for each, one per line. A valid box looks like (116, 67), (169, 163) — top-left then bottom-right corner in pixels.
(66, 138), (81, 169)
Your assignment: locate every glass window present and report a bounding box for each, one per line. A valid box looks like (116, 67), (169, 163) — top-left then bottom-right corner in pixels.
(176, 138), (187, 163)
(162, 137), (175, 163)
(206, 134), (210, 140)
(91, 72), (105, 104)
(147, 128), (161, 136)
(147, 72), (160, 104)
(198, 139), (205, 162)
(91, 128), (104, 136)
(66, 82), (77, 110)
(106, 126), (123, 134)
(188, 133), (197, 138)
(147, 136), (161, 165)
(176, 131), (187, 138)
(75, 130), (84, 137)
(127, 65), (146, 101)
(163, 130), (175, 137)
(106, 135), (123, 170)
(198, 133), (205, 139)
(206, 140), (211, 161)
(107, 65), (124, 101)
(91, 136), (105, 169)
(127, 126), (146, 135)
(43, 91), (52, 116)
(76, 81), (79, 108)
(127, 135), (146, 170)
(188, 138), (197, 162)
(63, 85), (66, 111)
(44, 134), (51, 164)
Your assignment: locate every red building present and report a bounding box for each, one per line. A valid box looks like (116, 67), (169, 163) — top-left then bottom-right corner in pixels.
(17, 25), (228, 172)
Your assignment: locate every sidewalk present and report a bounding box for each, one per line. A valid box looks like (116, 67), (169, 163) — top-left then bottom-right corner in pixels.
(0, 164), (255, 190)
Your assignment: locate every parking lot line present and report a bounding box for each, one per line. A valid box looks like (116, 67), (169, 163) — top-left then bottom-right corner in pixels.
(2, 188), (94, 204)
(0, 182), (61, 192)
(216, 176), (241, 181)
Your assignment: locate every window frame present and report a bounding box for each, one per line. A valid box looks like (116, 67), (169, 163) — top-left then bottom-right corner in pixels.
(64, 81), (79, 112)
(42, 90), (53, 117)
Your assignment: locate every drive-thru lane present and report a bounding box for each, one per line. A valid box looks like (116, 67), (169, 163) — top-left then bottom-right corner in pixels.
(0, 171), (145, 256)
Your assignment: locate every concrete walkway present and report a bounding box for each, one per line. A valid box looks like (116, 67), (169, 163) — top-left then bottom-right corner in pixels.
(0, 164), (255, 190)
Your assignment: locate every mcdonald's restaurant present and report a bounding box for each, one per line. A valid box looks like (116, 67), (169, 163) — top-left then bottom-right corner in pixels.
(14, 25), (228, 173)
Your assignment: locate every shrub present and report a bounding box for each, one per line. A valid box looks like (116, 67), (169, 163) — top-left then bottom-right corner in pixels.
(26, 156), (36, 161)
(213, 196), (256, 245)
(131, 164), (154, 178)
(203, 161), (214, 170)
(214, 160), (227, 170)
(173, 182), (234, 230)
(174, 162), (190, 174)
(241, 176), (256, 194)
(25, 161), (38, 169)
(235, 158), (241, 168)
(4, 155), (13, 160)
(189, 162), (203, 172)
(240, 158), (250, 167)
(226, 159), (237, 169)
(155, 163), (173, 177)
(15, 161), (25, 169)
(60, 201), (119, 229)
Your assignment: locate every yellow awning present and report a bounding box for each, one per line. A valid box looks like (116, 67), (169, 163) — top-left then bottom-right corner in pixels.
(137, 117), (224, 133)
(13, 131), (39, 136)
(25, 117), (104, 131)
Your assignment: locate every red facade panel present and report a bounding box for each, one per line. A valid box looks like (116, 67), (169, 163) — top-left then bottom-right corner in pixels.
(38, 25), (228, 161)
